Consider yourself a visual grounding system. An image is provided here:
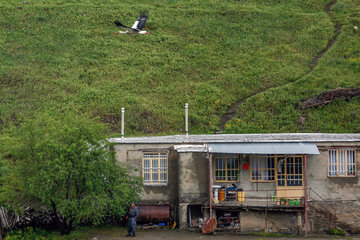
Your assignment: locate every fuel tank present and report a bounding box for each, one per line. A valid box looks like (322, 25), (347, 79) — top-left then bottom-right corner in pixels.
(137, 205), (171, 223)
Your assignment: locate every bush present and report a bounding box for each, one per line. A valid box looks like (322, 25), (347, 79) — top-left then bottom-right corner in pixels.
(5, 227), (54, 240)
(328, 227), (346, 236)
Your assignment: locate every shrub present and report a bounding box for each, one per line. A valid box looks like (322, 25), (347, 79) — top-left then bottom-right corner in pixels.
(5, 227), (54, 240)
(328, 227), (346, 236)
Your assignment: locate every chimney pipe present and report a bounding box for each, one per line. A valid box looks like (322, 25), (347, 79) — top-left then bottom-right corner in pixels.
(185, 103), (189, 137)
(121, 107), (125, 139)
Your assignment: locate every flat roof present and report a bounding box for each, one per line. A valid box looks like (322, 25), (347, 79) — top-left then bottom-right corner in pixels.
(109, 133), (360, 144)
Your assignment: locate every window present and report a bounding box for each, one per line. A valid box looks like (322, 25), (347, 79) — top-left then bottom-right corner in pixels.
(251, 155), (275, 182)
(142, 152), (168, 184)
(214, 154), (239, 182)
(329, 150), (356, 177)
(276, 156), (303, 186)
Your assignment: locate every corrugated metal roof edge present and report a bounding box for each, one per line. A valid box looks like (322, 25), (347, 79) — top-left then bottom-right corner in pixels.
(108, 133), (360, 144)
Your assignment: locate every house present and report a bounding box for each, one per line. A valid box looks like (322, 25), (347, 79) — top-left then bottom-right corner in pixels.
(109, 133), (360, 234)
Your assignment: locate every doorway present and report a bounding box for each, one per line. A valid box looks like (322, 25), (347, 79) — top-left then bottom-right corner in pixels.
(276, 155), (304, 199)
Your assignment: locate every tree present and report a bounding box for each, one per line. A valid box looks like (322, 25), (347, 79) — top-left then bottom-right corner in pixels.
(0, 111), (142, 235)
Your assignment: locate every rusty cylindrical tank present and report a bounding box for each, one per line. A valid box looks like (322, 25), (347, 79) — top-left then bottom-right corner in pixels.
(202, 217), (216, 234)
(137, 205), (171, 224)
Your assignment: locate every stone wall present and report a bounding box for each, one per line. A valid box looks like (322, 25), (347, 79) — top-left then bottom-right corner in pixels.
(309, 201), (360, 233)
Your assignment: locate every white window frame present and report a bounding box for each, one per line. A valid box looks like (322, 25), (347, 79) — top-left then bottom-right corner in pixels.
(328, 149), (356, 177)
(142, 152), (168, 185)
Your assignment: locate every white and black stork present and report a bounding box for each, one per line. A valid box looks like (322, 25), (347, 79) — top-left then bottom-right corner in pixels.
(114, 10), (150, 35)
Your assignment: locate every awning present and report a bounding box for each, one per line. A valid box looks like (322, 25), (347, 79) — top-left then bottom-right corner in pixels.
(208, 142), (319, 155)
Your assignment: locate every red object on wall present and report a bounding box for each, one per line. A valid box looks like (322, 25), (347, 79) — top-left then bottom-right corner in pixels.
(242, 163), (249, 170)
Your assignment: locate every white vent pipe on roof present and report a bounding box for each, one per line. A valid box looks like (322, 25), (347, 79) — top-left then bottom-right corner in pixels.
(185, 103), (189, 137)
(121, 107), (125, 139)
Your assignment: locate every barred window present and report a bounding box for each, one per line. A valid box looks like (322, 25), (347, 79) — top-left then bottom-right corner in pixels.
(214, 154), (239, 182)
(251, 155), (275, 182)
(329, 150), (356, 177)
(143, 152), (168, 184)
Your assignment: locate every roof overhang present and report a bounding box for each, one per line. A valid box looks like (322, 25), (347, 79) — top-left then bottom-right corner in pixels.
(208, 142), (320, 155)
(174, 144), (207, 153)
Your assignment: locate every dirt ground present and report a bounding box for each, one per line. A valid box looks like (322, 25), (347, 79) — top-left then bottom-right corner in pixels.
(89, 228), (360, 240)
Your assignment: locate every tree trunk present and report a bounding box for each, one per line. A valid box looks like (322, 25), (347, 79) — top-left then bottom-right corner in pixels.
(56, 215), (74, 235)
(51, 200), (74, 235)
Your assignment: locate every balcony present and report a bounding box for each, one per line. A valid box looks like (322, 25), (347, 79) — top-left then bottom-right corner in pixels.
(212, 189), (305, 211)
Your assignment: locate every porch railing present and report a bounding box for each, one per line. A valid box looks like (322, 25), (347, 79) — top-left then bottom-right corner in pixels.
(308, 188), (337, 227)
(213, 188), (305, 208)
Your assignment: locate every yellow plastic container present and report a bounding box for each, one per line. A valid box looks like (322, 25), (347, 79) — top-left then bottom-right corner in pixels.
(237, 191), (245, 202)
(219, 189), (225, 201)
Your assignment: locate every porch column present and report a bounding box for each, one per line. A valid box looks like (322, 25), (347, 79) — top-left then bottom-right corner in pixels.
(178, 203), (189, 229)
(304, 154), (308, 236)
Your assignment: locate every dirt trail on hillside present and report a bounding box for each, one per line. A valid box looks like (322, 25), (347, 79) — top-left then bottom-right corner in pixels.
(219, 0), (342, 132)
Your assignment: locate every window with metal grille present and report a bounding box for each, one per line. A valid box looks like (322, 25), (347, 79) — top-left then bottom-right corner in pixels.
(251, 155), (275, 182)
(276, 156), (303, 186)
(328, 150), (356, 177)
(142, 152), (168, 184)
(214, 154), (239, 182)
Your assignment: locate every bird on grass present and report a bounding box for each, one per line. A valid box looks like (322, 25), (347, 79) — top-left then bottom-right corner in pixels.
(114, 10), (150, 35)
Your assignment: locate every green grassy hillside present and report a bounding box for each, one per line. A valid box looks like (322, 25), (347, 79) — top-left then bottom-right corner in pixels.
(0, 0), (359, 136)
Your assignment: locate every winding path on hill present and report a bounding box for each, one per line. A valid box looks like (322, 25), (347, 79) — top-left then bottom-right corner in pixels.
(219, 0), (342, 132)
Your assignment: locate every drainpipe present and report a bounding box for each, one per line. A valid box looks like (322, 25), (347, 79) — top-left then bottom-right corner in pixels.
(304, 154), (308, 236)
(209, 152), (212, 218)
(185, 103), (189, 138)
(121, 107), (125, 139)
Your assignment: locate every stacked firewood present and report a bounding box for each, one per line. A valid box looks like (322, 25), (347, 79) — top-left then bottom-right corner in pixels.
(0, 207), (53, 240)
(301, 88), (360, 110)
(0, 207), (19, 240)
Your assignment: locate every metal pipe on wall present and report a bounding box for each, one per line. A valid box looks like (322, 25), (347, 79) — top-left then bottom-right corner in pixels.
(121, 107), (125, 139)
(304, 154), (308, 236)
(209, 152), (212, 218)
(185, 103), (189, 137)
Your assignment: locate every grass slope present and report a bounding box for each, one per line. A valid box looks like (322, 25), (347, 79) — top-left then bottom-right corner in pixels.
(0, 0), (359, 135)
(225, 0), (360, 133)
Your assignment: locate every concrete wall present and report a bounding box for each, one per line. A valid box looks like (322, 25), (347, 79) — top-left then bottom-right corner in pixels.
(307, 143), (360, 200)
(178, 152), (209, 203)
(307, 142), (360, 233)
(113, 143), (178, 204)
(239, 211), (300, 233)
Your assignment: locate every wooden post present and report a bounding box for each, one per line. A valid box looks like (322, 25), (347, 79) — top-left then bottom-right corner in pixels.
(297, 211), (302, 235)
(265, 190), (268, 233)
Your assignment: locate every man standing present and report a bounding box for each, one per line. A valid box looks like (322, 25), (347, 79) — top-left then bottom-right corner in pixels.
(126, 202), (138, 237)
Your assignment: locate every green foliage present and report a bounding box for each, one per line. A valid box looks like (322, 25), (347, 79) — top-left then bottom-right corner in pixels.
(0, 0), (358, 135)
(0, 110), (143, 234)
(53, 225), (126, 240)
(328, 227), (346, 236)
(5, 227), (54, 240)
(253, 232), (284, 237)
